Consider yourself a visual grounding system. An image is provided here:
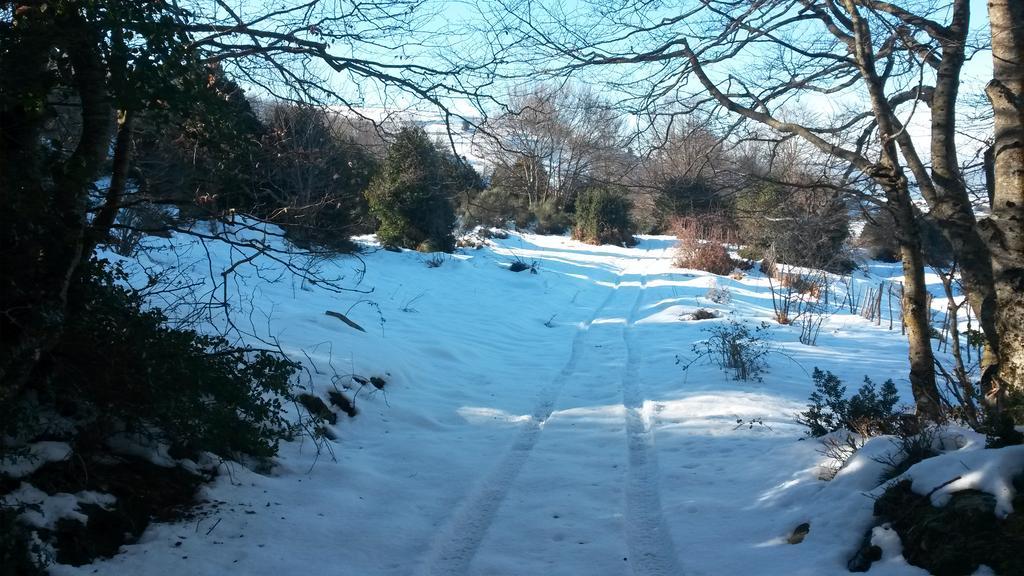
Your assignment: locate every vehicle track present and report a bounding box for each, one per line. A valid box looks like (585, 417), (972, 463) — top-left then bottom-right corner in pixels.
(417, 271), (627, 576)
(621, 248), (683, 576)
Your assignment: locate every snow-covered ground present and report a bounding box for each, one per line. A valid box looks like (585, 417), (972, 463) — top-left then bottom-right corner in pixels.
(19, 226), (1019, 575)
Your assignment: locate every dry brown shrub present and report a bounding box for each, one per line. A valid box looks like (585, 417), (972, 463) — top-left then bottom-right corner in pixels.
(674, 223), (735, 276)
(778, 272), (823, 299)
(676, 241), (735, 275)
(669, 213), (737, 245)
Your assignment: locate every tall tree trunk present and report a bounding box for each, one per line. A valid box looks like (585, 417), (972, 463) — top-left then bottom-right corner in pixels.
(890, 189), (944, 422)
(682, 4), (946, 420)
(91, 109), (136, 244)
(924, 0), (1001, 375)
(984, 0), (1024, 400)
(841, 1), (944, 420)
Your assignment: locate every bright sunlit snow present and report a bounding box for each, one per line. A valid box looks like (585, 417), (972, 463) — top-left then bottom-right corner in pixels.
(28, 224), (1019, 576)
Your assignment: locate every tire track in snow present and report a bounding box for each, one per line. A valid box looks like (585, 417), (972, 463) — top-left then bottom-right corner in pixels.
(417, 273), (626, 576)
(622, 247), (683, 576)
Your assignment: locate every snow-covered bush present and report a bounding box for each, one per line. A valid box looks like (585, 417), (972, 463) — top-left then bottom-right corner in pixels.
(365, 127), (457, 252)
(0, 507), (45, 576)
(871, 474), (1024, 575)
(796, 368), (902, 438)
(572, 187), (635, 245)
(704, 280), (732, 304)
(875, 426), (940, 481)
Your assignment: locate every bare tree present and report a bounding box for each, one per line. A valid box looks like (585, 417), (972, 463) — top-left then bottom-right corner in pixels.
(255, 103), (379, 247)
(645, 115), (725, 186)
(636, 112), (731, 227)
(491, 0), (963, 419)
(479, 83), (628, 208)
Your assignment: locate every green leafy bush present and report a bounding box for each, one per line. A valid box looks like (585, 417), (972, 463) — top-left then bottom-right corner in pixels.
(488, 156), (550, 223)
(858, 208), (954, 266)
(737, 245), (765, 261)
(858, 212), (901, 263)
(134, 96), (379, 255)
(797, 368), (902, 437)
(42, 260), (301, 460)
(365, 128), (457, 252)
(259, 105), (379, 252)
(656, 176), (724, 221)
(3, 259), (305, 575)
(572, 187), (635, 245)
(131, 69), (265, 221)
(457, 186), (530, 229)
(531, 197), (572, 235)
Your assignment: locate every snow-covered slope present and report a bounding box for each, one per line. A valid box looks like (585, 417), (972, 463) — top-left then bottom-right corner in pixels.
(43, 227), (1019, 576)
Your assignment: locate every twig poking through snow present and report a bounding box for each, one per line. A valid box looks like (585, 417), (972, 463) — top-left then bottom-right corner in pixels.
(325, 310), (366, 332)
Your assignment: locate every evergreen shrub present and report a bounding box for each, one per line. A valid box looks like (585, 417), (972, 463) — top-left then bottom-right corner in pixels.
(532, 197), (572, 235)
(572, 188), (635, 245)
(797, 368), (902, 437)
(41, 260), (302, 460)
(366, 128), (457, 252)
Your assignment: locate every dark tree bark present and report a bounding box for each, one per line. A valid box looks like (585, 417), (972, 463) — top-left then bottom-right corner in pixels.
(91, 109), (137, 241)
(919, 0), (999, 363)
(0, 6), (113, 391)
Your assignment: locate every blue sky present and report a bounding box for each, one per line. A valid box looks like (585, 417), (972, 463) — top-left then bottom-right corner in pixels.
(223, 0), (999, 172)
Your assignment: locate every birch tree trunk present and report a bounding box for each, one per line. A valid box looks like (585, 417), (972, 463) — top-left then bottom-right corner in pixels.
(984, 0), (1024, 398)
